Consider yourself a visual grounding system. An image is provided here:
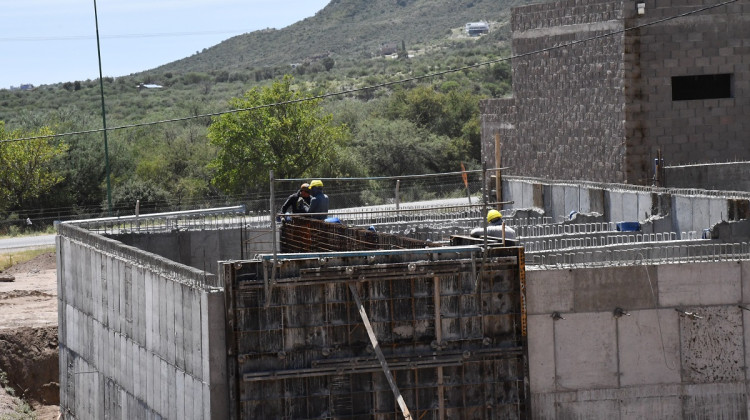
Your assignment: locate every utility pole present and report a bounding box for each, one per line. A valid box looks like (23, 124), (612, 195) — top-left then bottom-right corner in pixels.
(93, 0), (113, 215)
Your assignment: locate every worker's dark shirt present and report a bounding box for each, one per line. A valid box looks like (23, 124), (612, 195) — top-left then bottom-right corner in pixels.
(281, 192), (310, 214)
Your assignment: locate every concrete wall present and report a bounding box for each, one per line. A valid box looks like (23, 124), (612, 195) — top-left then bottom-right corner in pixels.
(502, 177), (750, 233)
(57, 223), (228, 419)
(666, 162), (750, 193)
(110, 228), (275, 275)
(526, 261), (750, 419)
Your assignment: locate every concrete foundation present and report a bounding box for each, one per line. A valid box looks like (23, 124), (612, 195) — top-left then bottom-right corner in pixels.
(526, 261), (750, 419)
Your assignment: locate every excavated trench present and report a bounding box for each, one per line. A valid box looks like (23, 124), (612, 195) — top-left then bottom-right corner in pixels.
(0, 326), (59, 406)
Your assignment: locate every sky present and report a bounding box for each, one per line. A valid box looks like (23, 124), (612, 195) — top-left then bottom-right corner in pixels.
(0, 0), (331, 89)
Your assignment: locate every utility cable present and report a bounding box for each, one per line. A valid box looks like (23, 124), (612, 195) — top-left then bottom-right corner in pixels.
(0, 30), (247, 43)
(0, 0), (738, 145)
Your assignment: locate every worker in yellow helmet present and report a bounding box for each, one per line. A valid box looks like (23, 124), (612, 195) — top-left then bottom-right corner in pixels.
(307, 179), (329, 220)
(470, 209), (516, 240)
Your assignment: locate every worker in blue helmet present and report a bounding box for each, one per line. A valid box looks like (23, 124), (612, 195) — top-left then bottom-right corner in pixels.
(307, 179), (329, 220)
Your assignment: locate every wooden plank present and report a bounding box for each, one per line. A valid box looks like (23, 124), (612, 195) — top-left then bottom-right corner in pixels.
(348, 282), (412, 420)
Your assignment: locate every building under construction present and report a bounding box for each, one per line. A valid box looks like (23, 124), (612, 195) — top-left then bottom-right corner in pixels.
(56, 0), (750, 416)
(56, 172), (750, 419)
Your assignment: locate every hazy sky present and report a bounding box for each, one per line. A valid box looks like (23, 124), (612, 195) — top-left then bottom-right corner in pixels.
(0, 0), (330, 88)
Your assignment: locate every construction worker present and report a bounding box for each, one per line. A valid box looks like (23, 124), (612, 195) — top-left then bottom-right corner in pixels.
(307, 179), (329, 220)
(470, 209), (516, 240)
(281, 183), (311, 217)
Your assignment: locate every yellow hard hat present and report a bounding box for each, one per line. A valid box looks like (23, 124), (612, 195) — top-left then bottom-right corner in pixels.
(486, 209), (502, 223)
(310, 179), (324, 188)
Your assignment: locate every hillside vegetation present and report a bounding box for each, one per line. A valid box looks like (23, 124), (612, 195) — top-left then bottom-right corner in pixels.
(0, 0), (536, 229)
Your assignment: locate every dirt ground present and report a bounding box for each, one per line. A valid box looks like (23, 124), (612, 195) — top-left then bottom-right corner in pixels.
(0, 252), (60, 419)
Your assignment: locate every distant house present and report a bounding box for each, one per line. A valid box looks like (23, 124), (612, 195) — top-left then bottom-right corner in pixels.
(9, 84), (34, 91)
(137, 83), (163, 90)
(379, 42), (399, 56)
(465, 22), (489, 36)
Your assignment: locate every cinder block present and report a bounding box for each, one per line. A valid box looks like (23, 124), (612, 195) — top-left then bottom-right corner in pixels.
(658, 262), (741, 306)
(528, 314), (556, 392)
(618, 309), (681, 386)
(554, 312), (618, 389)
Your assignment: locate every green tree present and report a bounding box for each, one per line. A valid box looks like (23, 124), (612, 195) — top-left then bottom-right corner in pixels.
(0, 122), (68, 211)
(208, 75), (349, 194)
(353, 118), (458, 176)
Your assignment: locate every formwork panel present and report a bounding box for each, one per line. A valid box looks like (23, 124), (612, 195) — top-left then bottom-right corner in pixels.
(226, 247), (528, 419)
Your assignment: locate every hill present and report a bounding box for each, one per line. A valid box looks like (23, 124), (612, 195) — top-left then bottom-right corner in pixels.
(0, 0), (533, 223)
(151, 0), (524, 76)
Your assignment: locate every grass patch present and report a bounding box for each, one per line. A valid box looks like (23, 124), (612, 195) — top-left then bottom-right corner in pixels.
(0, 247), (55, 271)
(0, 225), (56, 240)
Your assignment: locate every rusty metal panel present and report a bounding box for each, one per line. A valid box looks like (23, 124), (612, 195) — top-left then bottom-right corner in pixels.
(224, 247), (528, 419)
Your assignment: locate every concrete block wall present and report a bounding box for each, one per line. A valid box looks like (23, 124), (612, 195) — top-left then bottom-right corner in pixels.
(482, 0), (750, 187)
(625, 0), (750, 181)
(503, 177), (750, 233)
(526, 261), (750, 418)
(504, 0), (628, 183)
(666, 162), (750, 193)
(57, 223), (228, 419)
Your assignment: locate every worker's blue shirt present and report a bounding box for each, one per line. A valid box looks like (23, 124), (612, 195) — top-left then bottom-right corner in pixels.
(308, 191), (329, 220)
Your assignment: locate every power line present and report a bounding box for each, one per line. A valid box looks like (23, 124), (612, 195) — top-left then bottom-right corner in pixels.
(0, 0), (738, 145)
(0, 30), (247, 43)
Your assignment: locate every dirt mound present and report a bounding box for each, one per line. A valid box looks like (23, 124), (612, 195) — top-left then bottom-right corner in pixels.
(0, 290), (54, 300)
(0, 326), (59, 405)
(3, 252), (56, 275)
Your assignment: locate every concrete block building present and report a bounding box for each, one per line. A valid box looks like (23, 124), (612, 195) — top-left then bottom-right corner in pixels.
(481, 0), (750, 185)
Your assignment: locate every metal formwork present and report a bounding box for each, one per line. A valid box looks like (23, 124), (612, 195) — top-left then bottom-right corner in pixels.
(222, 246), (529, 419)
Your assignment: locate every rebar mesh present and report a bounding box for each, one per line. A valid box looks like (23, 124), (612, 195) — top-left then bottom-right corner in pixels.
(280, 217), (441, 253)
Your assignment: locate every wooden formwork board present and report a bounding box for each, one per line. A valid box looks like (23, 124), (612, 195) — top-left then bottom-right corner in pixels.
(223, 247), (528, 419)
